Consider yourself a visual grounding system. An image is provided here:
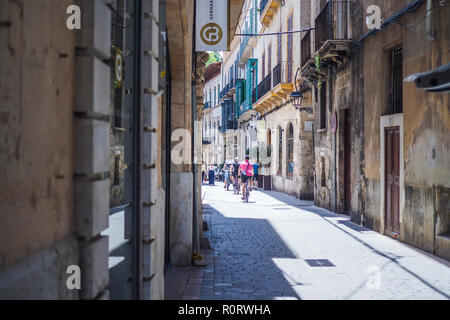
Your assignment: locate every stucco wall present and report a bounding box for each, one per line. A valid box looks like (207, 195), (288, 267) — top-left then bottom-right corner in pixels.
(0, 0), (76, 271)
(362, 0), (450, 257)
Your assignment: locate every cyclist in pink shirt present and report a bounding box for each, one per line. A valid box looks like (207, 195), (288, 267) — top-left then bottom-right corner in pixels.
(238, 155), (254, 200)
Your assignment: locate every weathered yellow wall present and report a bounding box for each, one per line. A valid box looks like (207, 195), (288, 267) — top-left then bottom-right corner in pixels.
(362, 0), (450, 254)
(0, 0), (76, 269)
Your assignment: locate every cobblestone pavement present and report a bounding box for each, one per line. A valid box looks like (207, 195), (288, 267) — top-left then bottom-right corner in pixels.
(200, 182), (450, 300)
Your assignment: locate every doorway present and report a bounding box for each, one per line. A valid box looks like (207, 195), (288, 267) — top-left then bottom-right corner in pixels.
(385, 126), (400, 233)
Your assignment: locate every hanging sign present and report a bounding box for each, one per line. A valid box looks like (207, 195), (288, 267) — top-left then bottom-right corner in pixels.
(196, 0), (229, 52)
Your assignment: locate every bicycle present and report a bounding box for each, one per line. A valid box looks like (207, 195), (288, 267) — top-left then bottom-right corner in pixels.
(243, 179), (250, 203)
(233, 176), (240, 194)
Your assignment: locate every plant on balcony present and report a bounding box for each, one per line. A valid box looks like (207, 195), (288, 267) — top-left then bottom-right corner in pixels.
(315, 54), (322, 89)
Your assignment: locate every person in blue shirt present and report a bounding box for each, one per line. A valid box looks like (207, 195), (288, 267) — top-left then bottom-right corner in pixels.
(251, 160), (260, 190)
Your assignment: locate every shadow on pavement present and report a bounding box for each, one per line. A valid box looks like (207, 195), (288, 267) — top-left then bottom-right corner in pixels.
(201, 204), (302, 300)
(257, 189), (450, 299)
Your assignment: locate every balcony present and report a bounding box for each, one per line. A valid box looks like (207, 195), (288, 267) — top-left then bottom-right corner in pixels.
(238, 99), (252, 118)
(301, 30), (312, 68)
(229, 77), (236, 95)
(301, 1), (352, 85)
(202, 137), (212, 145)
(238, 8), (257, 67)
(258, 73), (272, 100)
(259, 0), (282, 28)
(224, 83), (230, 97)
(253, 62), (293, 115)
(220, 120), (237, 133)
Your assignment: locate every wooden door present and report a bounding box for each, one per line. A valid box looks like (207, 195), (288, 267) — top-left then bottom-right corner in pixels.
(385, 127), (400, 233)
(344, 109), (351, 213)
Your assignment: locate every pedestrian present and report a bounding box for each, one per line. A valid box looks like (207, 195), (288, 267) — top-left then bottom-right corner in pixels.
(208, 164), (215, 186)
(201, 162), (206, 185)
(252, 160), (260, 190)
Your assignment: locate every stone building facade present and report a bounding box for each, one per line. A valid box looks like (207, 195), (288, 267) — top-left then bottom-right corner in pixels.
(220, 0), (315, 198)
(202, 62), (224, 166)
(359, 0), (449, 260)
(301, 0), (449, 260)
(0, 0), (246, 299)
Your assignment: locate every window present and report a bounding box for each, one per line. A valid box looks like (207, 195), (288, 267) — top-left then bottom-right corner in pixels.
(278, 126), (283, 175)
(319, 83), (327, 129)
(390, 46), (403, 114)
(287, 14), (293, 82)
(277, 27), (282, 64)
(268, 43), (272, 75)
(262, 51), (266, 78)
(287, 123), (294, 178)
(214, 86), (216, 106)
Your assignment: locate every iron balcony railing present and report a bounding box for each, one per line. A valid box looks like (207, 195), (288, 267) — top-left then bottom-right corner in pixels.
(314, 0), (350, 52)
(251, 88), (257, 105)
(220, 120), (237, 133)
(272, 61), (291, 87)
(301, 30), (312, 67)
(230, 77), (235, 89)
(256, 72), (272, 102)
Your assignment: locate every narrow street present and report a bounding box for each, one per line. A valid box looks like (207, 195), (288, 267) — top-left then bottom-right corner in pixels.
(200, 183), (450, 300)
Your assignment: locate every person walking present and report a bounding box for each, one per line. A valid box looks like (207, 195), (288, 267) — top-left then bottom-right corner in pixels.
(208, 164), (215, 186)
(201, 162), (206, 185)
(252, 160), (260, 190)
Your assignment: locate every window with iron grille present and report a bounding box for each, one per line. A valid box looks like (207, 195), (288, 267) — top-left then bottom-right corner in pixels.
(320, 83), (327, 129)
(390, 46), (403, 114)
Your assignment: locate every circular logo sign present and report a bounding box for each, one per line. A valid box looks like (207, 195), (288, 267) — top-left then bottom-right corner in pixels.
(200, 23), (223, 45)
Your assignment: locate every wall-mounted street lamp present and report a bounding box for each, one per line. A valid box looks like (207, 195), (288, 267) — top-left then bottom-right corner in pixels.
(291, 66), (314, 114)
